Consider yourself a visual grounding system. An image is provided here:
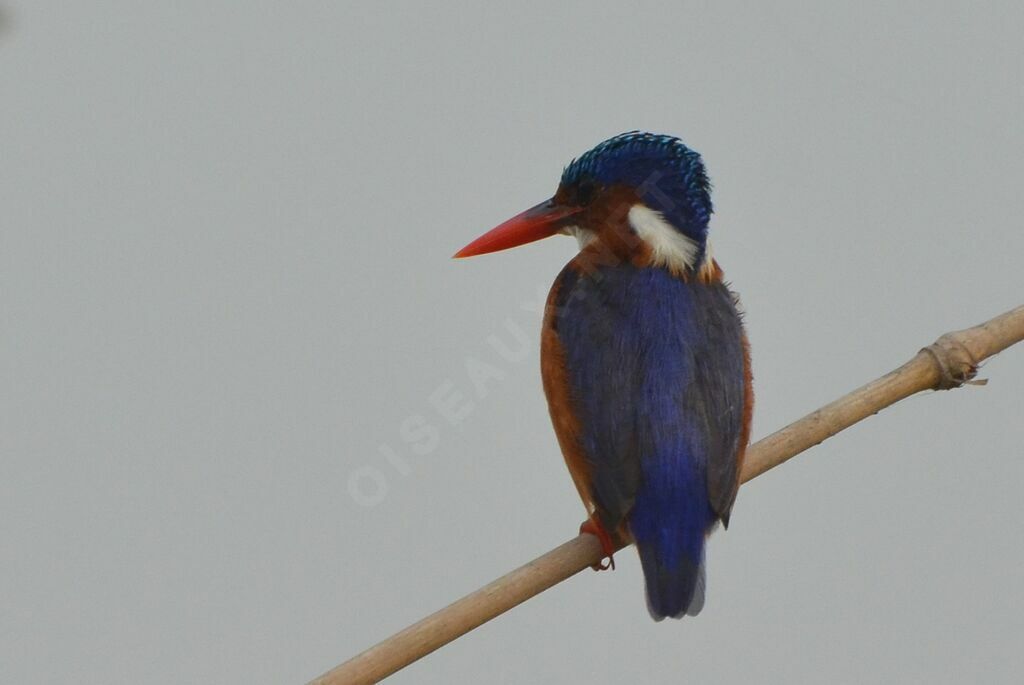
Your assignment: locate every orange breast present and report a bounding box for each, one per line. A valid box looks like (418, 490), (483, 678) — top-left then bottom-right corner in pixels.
(540, 277), (596, 517)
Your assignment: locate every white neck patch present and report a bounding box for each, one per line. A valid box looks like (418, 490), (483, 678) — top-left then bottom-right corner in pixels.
(627, 204), (700, 272)
(562, 225), (596, 250)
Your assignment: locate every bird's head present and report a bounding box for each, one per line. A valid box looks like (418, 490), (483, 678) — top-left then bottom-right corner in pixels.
(455, 131), (714, 275)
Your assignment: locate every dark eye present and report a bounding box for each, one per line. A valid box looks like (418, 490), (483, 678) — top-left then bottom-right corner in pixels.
(576, 180), (597, 206)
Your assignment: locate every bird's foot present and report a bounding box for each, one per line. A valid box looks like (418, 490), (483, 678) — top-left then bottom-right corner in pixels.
(579, 517), (617, 571)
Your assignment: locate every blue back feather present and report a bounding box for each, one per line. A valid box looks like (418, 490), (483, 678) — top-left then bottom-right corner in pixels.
(552, 262), (746, 618)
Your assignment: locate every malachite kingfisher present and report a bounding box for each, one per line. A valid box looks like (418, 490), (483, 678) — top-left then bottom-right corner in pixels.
(455, 132), (753, 620)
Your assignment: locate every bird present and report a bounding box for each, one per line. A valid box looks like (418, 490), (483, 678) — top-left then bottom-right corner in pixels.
(454, 131), (753, 620)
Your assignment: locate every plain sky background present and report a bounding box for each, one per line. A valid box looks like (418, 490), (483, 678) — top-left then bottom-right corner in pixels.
(2, 2), (1023, 683)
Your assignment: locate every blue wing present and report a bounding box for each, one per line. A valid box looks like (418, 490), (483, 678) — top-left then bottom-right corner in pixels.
(546, 261), (747, 618)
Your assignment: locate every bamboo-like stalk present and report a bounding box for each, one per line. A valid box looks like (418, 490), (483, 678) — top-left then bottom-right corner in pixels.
(310, 304), (1024, 685)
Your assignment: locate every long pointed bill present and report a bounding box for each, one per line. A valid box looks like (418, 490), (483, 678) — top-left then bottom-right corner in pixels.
(453, 199), (582, 258)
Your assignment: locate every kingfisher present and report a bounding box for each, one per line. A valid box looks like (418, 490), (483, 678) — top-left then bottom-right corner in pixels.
(455, 132), (753, 619)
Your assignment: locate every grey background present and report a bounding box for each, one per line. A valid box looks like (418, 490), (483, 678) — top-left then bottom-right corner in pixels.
(2, 2), (1023, 683)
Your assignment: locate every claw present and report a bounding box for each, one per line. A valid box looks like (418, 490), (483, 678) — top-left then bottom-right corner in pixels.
(579, 517), (617, 571)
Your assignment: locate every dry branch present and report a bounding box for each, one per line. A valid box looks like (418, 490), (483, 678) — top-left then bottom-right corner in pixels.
(310, 304), (1024, 685)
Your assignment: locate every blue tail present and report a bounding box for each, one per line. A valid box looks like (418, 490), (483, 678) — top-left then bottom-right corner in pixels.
(629, 452), (712, 620)
(634, 537), (706, 619)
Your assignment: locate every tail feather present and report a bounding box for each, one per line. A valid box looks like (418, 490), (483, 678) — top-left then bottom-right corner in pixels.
(628, 446), (715, 620)
(637, 544), (706, 620)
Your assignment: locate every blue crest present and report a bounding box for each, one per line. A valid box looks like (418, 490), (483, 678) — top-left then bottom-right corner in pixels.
(560, 131), (713, 242)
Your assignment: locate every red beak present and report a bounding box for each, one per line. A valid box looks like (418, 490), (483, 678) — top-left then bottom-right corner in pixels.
(454, 199), (582, 258)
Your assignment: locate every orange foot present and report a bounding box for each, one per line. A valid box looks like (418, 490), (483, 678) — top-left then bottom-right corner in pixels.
(579, 517), (617, 571)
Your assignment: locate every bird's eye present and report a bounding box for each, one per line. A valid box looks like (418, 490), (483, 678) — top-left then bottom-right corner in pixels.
(577, 180), (597, 206)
